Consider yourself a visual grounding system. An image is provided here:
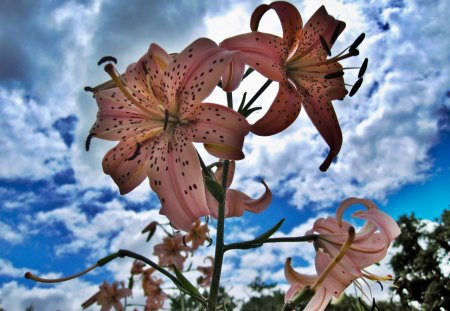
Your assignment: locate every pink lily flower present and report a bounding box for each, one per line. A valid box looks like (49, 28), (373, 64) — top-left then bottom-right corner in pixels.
(184, 219), (210, 251)
(306, 197), (401, 272)
(81, 281), (131, 311)
(221, 2), (358, 171)
(142, 268), (168, 311)
(284, 198), (400, 309)
(205, 161), (272, 218)
(197, 256), (215, 287)
(153, 233), (191, 270)
(285, 250), (356, 311)
(88, 38), (250, 230)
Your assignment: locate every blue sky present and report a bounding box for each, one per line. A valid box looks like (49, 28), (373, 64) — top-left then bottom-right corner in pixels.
(0, 0), (449, 310)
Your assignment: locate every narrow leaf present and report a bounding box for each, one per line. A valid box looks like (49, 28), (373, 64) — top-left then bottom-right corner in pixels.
(204, 176), (225, 203)
(173, 265), (202, 298)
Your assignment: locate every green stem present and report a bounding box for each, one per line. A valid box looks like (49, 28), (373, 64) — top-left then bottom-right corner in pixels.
(224, 235), (318, 252)
(226, 92), (233, 109)
(243, 79), (272, 110)
(116, 249), (206, 305)
(207, 154), (231, 309)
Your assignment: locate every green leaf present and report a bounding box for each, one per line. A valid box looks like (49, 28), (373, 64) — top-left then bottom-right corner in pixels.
(204, 176), (225, 203)
(173, 265), (202, 299)
(252, 218), (285, 244)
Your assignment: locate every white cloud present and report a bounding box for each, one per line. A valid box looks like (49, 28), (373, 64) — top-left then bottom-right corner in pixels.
(0, 220), (25, 244)
(0, 279), (98, 311)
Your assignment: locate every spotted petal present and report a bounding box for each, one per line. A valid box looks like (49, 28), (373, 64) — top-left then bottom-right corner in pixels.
(146, 43), (173, 102)
(186, 103), (250, 160)
(147, 134), (209, 231)
(102, 138), (152, 194)
(162, 38), (235, 117)
(251, 82), (302, 136)
(90, 88), (163, 141)
(299, 86), (343, 171)
(295, 6), (345, 61)
(251, 1), (303, 57)
(220, 32), (287, 82)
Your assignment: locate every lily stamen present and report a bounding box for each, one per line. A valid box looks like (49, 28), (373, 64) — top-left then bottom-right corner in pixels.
(25, 263), (98, 284)
(104, 63), (158, 116)
(97, 55), (117, 66)
(311, 227), (356, 290)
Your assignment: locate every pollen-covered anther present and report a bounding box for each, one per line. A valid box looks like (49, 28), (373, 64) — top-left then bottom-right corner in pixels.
(319, 35), (331, 56)
(97, 56), (117, 66)
(85, 133), (95, 151)
(84, 86), (97, 93)
(349, 78), (364, 97)
(324, 72), (344, 79)
(349, 33), (366, 53)
(358, 58), (368, 78)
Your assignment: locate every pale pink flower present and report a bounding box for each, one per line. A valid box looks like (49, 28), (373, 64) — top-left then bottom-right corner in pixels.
(89, 38), (249, 230)
(81, 281), (131, 311)
(153, 233), (191, 270)
(284, 197), (400, 310)
(197, 256), (214, 287)
(306, 197), (401, 273)
(184, 219), (210, 251)
(221, 2), (357, 171)
(206, 161), (272, 218)
(141, 268), (167, 311)
(130, 260), (146, 275)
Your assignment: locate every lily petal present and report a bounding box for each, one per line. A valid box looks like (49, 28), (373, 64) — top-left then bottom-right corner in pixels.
(187, 103), (250, 160)
(295, 6), (345, 61)
(162, 38), (234, 116)
(251, 82), (302, 136)
(147, 134), (209, 231)
(284, 257), (317, 286)
(220, 32), (287, 81)
(353, 209), (401, 244)
(102, 139), (152, 194)
(226, 180), (272, 217)
(251, 1), (303, 57)
(300, 87), (342, 171)
(213, 160), (235, 189)
(146, 43), (173, 101)
(90, 88), (163, 141)
(221, 52), (246, 92)
(305, 287), (332, 311)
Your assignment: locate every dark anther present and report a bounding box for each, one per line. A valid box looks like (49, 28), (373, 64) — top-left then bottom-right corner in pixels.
(349, 78), (363, 97)
(376, 280), (384, 291)
(330, 21), (344, 45)
(97, 56), (117, 66)
(126, 143), (141, 161)
(319, 35), (331, 56)
(85, 133), (94, 151)
(350, 49), (360, 56)
(84, 86), (96, 93)
(358, 58), (368, 78)
(163, 109), (169, 131)
(393, 275), (401, 284)
(324, 71), (344, 79)
(104, 63), (114, 74)
(206, 238), (213, 247)
(182, 235), (188, 247)
(349, 33), (365, 53)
